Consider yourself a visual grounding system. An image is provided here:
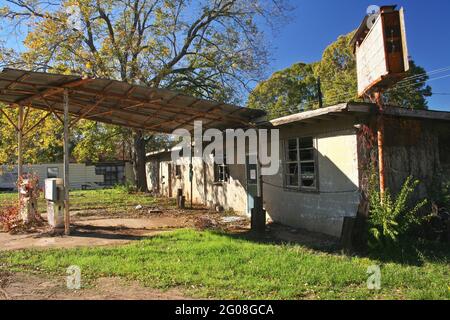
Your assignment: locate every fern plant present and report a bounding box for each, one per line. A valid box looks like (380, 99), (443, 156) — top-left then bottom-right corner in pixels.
(368, 174), (428, 249)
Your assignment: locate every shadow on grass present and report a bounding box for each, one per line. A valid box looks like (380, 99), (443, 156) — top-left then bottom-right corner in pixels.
(209, 223), (450, 266)
(32, 224), (151, 241)
(365, 239), (450, 266)
(210, 222), (342, 255)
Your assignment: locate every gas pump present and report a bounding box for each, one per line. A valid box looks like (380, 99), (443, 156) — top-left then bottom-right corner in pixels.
(45, 178), (65, 230)
(18, 177), (38, 223)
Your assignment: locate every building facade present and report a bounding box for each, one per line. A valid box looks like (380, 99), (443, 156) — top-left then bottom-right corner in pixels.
(146, 103), (450, 238)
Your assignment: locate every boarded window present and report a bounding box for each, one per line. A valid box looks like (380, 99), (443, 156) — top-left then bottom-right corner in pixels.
(283, 137), (318, 191)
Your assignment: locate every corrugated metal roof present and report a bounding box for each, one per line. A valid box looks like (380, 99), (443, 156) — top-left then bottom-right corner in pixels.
(0, 68), (265, 133)
(266, 103), (450, 127)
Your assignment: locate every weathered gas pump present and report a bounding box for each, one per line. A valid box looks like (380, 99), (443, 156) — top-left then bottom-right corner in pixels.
(18, 178), (38, 223)
(45, 178), (65, 231)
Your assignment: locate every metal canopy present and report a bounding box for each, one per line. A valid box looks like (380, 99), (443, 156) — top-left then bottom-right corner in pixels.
(0, 68), (265, 133)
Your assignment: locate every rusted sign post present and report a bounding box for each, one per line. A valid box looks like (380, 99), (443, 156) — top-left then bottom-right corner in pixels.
(373, 91), (386, 195)
(351, 5), (410, 195)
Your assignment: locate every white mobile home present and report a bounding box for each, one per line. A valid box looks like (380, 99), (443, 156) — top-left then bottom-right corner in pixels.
(0, 161), (135, 191)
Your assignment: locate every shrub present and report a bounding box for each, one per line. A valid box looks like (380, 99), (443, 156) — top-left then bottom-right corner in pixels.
(368, 174), (428, 250)
(0, 203), (20, 232)
(114, 182), (137, 194)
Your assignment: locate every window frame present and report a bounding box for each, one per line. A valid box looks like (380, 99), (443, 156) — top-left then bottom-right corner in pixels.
(283, 137), (319, 192)
(213, 154), (229, 184)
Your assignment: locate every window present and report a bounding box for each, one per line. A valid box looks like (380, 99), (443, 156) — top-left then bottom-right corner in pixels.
(47, 167), (59, 178)
(214, 163), (229, 183)
(284, 137), (317, 190)
(95, 164), (124, 186)
(175, 165), (182, 177)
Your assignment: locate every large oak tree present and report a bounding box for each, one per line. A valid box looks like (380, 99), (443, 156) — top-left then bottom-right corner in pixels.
(0, 0), (289, 190)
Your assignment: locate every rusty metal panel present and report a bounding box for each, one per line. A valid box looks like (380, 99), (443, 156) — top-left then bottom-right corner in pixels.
(0, 68), (266, 133)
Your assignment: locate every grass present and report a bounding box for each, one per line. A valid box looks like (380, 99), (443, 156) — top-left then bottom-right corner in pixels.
(0, 187), (162, 215)
(1, 229), (449, 300)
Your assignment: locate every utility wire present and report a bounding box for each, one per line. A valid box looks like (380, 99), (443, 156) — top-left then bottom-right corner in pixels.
(396, 65), (450, 85)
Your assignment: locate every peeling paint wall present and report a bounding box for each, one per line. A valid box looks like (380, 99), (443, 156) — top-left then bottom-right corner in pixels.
(383, 118), (449, 201)
(146, 152), (248, 214)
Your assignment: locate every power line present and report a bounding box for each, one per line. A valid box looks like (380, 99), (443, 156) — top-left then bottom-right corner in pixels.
(396, 65), (450, 85)
(386, 73), (450, 93)
(269, 70), (450, 117)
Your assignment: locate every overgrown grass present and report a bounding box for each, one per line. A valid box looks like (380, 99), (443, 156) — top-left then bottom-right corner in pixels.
(0, 188), (161, 215)
(1, 229), (449, 300)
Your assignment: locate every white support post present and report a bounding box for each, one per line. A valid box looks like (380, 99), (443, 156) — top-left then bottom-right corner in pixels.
(63, 89), (70, 235)
(17, 105), (24, 201)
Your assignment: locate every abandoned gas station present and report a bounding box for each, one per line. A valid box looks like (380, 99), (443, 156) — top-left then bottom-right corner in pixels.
(0, 4), (449, 242)
(0, 68), (265, 235)
(1, 67), (449, 240)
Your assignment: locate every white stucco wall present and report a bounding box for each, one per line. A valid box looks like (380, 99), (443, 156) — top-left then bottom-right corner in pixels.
(146, 153), (248, 214)
(263, 128), (360, 237)
(145, 120), (362, 237)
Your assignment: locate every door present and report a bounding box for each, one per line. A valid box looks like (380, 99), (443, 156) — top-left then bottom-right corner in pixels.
(246, 154), (258, 215)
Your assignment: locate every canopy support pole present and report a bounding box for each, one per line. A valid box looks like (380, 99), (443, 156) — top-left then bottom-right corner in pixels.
(63, 89), (71, 235)
(17, 104), (24, 201)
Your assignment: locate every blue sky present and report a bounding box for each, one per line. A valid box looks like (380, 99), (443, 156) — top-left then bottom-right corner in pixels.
(1, 0), (449, 111)
(262, 0), (450, 111)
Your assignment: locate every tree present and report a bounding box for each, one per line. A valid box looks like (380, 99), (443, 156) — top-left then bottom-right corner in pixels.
(247, 62), (318, 119)
(249, 31), (432, 119)
(0, 107), (63, 164)
(383, 61), (432, 109)
(71, 121), (128, 163)
(0, 0), (289, 191)
(315, 31), (359, 106)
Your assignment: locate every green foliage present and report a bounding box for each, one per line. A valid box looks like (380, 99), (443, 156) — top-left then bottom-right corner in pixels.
(72, 120), (128, 163)
(113, 181), (137, 194)
(247, 62), (318, 119)
(368, 174), (428, 250)
(0, 188), (158, 216)
(384, 61), (432, 109)
(0, 0), (289, 165)
(0, 106), (63, 164)
(249, 32), (432, 119)
(315, 31), (359, 106)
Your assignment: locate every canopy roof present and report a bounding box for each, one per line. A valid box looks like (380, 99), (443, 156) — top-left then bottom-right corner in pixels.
(0, 68), (265, 133)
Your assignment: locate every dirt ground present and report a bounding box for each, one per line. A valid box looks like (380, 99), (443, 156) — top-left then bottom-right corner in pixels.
(0, 206), (249, 251)
(0, 204), (338, 300)
(0, 271), (191, 300)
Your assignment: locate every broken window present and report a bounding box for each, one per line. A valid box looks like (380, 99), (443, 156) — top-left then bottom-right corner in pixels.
(284, 137), (317, 191)
(214, 155), (229, 183)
